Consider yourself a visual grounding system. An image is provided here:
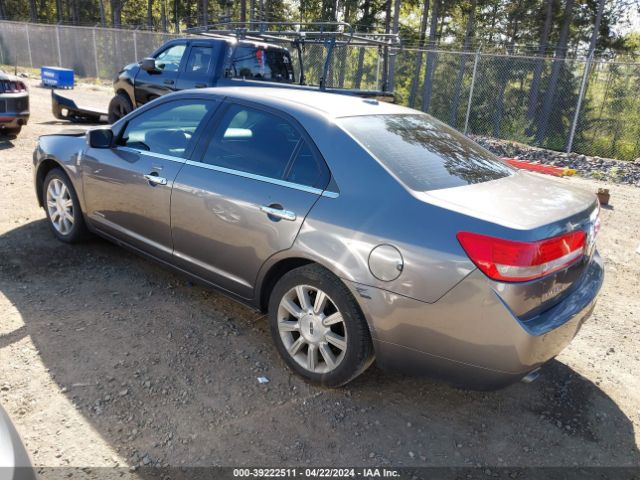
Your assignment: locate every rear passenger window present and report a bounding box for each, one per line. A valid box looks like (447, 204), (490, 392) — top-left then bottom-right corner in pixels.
(228, 46), (295, 83)
(186, 46), (213, 74)
(286, 143), (329, 189)
(119, 100), (216, 158)
(201, 105), (301, 180)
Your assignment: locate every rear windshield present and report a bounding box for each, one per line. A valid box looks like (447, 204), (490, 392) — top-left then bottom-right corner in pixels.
(338, 114), (514, 191)
(228, 45), (295, 83)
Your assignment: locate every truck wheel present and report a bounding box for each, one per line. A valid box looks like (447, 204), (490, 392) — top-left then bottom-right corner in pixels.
(2, 126), (21, 137)
(108, 93), (133, 123)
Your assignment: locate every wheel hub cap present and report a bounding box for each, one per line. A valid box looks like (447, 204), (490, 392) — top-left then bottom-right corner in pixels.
(46, 178), (74, 235)
(299, 311), (329, 344)
(277, 285), (348, 374)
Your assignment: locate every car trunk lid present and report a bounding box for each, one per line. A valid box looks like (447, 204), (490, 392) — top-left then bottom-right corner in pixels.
(417, 171), (600, 319)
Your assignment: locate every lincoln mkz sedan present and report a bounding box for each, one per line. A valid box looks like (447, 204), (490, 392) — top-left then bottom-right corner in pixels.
(33, 88), (604, 388)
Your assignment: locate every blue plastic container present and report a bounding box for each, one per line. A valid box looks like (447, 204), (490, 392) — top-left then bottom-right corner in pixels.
(40, 66), (74, 89)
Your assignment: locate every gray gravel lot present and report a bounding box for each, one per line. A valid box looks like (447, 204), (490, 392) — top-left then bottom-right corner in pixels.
(0, 76), (639, 474)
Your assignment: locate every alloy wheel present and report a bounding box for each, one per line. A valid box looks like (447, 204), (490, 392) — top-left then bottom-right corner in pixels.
(46, 178), (74, 235)
(277, 285), (347, 374)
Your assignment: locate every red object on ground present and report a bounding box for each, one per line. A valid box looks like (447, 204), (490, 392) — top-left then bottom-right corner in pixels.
(502, 157), (568, 176)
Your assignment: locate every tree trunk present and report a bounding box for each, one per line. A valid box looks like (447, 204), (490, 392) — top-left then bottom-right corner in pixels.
(160, 0), (167, 31)
(408, 0), (429, 108)
(493, 21), (518, 137)
(201, 0), (208, 26)
(147, 0), (153, 28)
(589, 0), (606, 55)
(240, 0), (247, 22)
(380, 0), (392, 90)
(386, 0), (401, 91)
(337, 0), (352, 88)
(56, 0), (63, 22)
(526, 0), (553, 128)
(487, 1), (498, 44)
(353, 0), (371, 89)
(174, 0), (179, 32)
(535, 0), (574, 144)
(29, 0), (37, 21)
(448, 0), (476, 126)
(421, 0), (440, 112)
(98, 0), (106, 26)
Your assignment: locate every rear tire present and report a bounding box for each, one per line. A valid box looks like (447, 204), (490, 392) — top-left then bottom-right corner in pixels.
(268, 264), (374, 387)
(42, 168), (89, 243)
(107, 92), (133, 123)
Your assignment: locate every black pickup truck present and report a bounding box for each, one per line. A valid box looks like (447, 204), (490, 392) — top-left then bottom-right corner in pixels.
(107, 37), (304, 122)
(51, 25), (397, 124)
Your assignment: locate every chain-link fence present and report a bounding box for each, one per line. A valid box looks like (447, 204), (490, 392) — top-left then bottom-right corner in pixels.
(1, 20), (639, 161)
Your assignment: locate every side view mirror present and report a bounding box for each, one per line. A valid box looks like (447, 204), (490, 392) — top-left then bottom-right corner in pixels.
(88, 128), (113, 148)
(141, 57), (157, 73)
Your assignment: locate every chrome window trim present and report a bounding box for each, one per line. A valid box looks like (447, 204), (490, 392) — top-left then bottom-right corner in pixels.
(117, 146), (186, 164)
(184, 160), (339, 198)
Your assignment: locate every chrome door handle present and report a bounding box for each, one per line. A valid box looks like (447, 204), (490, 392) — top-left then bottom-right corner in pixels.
(260, 205), (296, 221)
(144, 174), (167, 185)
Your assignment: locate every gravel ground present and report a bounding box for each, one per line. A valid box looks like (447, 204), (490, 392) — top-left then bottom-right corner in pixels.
(473, 136), (640, 187)
(0, 77), (639, 475)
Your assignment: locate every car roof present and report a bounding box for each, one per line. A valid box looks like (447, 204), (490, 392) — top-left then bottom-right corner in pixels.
(171, 36), (290, 50)
(195, 86), (415, 119)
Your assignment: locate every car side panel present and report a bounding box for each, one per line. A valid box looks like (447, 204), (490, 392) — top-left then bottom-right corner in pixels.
(171, 164), (321, 299)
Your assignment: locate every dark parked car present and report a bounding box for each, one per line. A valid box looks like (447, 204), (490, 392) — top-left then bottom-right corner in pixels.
(0, 71), (29, 137)
(108, 37), (299, 122)
(34, 88), (603, 388)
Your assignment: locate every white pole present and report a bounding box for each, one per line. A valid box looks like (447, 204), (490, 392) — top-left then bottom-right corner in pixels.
(464, 50), (480, 135)
(93, 27), (100, 79)
(56, 24), (62, 67)
(26, 23), (33, 68)
(566, 54), (593, 153)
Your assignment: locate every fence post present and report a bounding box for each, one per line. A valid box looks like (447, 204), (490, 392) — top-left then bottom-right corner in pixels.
(133, 28), (138, 63)
(93, 27), (100, 79)
(25, 23), (33, 68)
(55, 24), (62, 67)
(566, 53), (593, 154)
(464, 50), (480, 135)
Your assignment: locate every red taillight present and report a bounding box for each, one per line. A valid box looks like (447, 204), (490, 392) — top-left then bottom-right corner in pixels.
(0, 80), (26, 93)
(457, 230), (586, 282)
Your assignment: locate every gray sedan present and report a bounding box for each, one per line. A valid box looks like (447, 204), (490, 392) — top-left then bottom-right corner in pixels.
(33, 87), (603, 388)
(0, 405), (36, 480)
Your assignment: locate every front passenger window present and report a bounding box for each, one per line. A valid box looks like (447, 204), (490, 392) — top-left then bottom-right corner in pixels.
(119, 100), (216, 158)
(154, 44), (186, 72)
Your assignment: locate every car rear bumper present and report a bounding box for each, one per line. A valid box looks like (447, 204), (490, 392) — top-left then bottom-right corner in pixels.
(0, 114), (29, 129)
(348, 251), (604, 389)
(0, 94), (30, 129)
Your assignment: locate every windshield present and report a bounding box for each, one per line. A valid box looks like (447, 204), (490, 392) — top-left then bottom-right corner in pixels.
(229, 45), (295, 83)
(338, 114), (514, 192)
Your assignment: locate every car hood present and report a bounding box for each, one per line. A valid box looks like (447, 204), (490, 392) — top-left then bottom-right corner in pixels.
(415, 170), (597, 230)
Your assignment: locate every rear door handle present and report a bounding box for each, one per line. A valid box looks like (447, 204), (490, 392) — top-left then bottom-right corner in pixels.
(144, 173), (167, 185)
(164, 79), (175, 85)
(260, 205), (296, 221)
(194, 83), (207, 88)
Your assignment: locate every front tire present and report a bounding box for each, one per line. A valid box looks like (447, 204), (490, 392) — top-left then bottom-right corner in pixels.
(107, 92), (133, 123)
(268, 264), (374, 387)
(42, 168), (88, 243)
